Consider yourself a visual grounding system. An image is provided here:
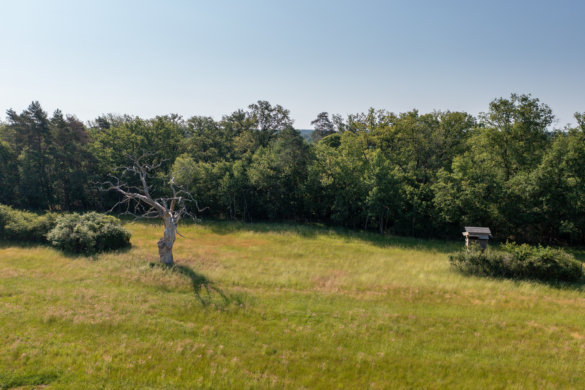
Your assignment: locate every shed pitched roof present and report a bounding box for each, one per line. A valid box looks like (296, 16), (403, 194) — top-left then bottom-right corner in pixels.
(464, 227), (491, 235)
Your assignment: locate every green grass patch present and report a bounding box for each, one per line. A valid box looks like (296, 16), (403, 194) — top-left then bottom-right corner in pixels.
(0, 370), (60, 389)
(1, 221), (585, 388)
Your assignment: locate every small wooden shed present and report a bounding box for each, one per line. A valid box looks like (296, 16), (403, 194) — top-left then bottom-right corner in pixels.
(463, 227), (492, 249)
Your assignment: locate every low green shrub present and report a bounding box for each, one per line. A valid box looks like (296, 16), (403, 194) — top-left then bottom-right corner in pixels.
(0, 204), (57, 242)
(47, 212), (131, 254)
(449, 242), (583, 283)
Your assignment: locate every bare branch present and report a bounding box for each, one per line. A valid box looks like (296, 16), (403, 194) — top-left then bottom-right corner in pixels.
(99, 154), (203, 266)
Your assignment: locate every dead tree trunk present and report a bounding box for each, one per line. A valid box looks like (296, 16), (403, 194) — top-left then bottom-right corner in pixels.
(102, 156), (200, 266)
(158, 213), (176, 265)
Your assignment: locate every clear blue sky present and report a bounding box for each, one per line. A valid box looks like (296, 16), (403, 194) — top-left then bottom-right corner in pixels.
(1, 0), (584, 128)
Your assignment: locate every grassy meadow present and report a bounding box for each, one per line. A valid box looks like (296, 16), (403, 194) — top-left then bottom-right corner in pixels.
(1, 221), (585, 389)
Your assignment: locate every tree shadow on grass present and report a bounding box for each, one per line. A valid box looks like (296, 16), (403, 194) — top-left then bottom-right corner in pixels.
(0, 240), (132, 260)
(199, 220), (461, 254)
(0, 370), (60, 390)
(149, 262), (230, 306)
(485, 274), (585, 292)
(0, 240), (49, 250)
(58, 244), (133, 260)
(570, 249), (585, 262)
(450, 254), (585, 292)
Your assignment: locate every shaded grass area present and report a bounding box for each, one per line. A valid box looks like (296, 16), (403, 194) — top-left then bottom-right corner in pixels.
(1, 221), (585, 388)
(149, 262), (230, 306)
(0, 370), (60, 390)
(202, 219), (460, 253)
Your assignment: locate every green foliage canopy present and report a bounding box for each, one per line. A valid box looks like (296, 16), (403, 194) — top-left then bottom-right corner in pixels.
(1, 95), (584, 244)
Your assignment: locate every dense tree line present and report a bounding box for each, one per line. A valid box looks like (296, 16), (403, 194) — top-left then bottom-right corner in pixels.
(1, 95), (584, 244)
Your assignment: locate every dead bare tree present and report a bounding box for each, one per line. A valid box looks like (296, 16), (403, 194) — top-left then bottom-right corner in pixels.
(101, 155), (201, 266)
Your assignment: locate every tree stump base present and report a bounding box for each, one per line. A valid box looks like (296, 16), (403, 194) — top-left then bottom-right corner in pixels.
(157, 238), (174, 266)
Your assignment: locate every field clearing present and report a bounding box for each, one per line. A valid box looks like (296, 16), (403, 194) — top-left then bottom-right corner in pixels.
(1, 221), (585, 389)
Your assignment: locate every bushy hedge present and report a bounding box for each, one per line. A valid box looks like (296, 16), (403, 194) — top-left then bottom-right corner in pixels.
(449, 242), (583, 282)
(47, 212), (131, 254)
(0, 204), (131, 255)
(0, 204), (57, 242)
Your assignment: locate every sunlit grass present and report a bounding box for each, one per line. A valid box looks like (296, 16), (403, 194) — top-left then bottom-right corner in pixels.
(1, 221), (585, 389)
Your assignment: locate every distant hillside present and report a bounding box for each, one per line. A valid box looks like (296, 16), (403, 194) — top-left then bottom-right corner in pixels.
(298, 129), (313, 142)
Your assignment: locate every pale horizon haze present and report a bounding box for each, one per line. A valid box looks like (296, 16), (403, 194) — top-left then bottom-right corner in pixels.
(1, 0), (584, 129)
